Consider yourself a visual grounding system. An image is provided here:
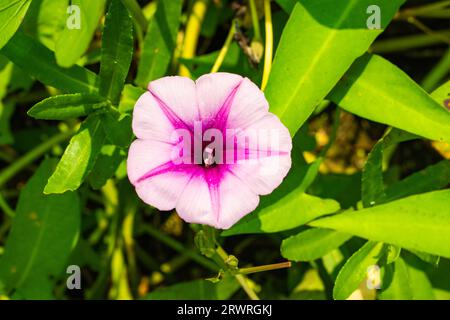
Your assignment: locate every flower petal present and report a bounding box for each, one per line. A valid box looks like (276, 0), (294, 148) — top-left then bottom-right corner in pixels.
(148, 76), (198, 126)
(215, 172), (260, 229)
(229, 113), (292, 195)
(227, 77), (270, 129)
(176, 170), (259, 229)
(196, 72), (243, 121)
(132, 91), (175, 142)
(127, 139), (192, 210)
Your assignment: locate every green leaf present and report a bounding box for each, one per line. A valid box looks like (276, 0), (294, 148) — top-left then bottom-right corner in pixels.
(88, 145), (125, 190)
(1, 32), (98, 93)
(99, 0), (134, 105)
(408, 250), (440, 267)
(22, 0), (69, 51)
(222, 193), (340, 236)
(265, 0), (404, 136)
(362, 129), (417, 207)
(135, 0), (182, 87)
(310, 190), (450, 258)
(27, 93), (108, 120)
(118, 84), (145, 113)
(402, 252), (435, 299)
(384, 160), (450, 203)
(329, 54), (450, 143)
(101, 110), (133, 148)
(55, 0), (106, 67)
(0, 158), (80, 299)
(145, 278), (239, 300)
(44, 115), (106, 194)
(379, 257), (413, 299)
(222, 150), (340, 236)
(430, 80), (450, 104)
(333, 241), (385, 300)
(281, 228), (352, 262)
(275, 0), (296, 13)
(0, 0), (32, 50)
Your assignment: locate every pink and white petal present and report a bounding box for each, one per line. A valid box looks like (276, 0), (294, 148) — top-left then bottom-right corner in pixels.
(148, 76), (198, 125)
(233, 113), (292, 153)
(175, 170), (259, 229)
(135, 172), (192, 211)
(127, 138), (180, 185)
(215, 172), (260, 229)
(132, 91), (175, 142)
(175, 172), (218, 227)
(127, 139), (192, 210)
(229, 154), (291, 196)
(228, 113), (292, 195)
(196, 72), (243, 120)
(226, 77), (270, 129)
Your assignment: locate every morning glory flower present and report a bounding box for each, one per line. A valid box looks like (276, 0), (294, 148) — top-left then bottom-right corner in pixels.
(127, 73), (292, 229)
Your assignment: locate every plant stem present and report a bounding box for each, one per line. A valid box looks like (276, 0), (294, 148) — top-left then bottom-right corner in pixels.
(0, 129), (74, 188)
(406, 16), (450, 45)
(214, 243), (260, 300)
(211, 22), (236, 73)
(248, 0), (262, 41)
(421, 47), (450, 92)
(397, 0), (450, 19)
(239, 261), (292, 275)
(140, 223), (218, 271)
(0, 192), (15, 218)
(261, 0), (273, 91)
(370, 30), (450, 53)
(179, 0), (210, 77)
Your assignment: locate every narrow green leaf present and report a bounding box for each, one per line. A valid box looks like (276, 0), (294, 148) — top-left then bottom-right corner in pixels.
(281, 228), (352, 262)
(28, 93), (108, 120)
(99, 0), (134, 105)
(0, 0), (32, 50)
(55, 0), (106, 67)
(44, 115), (106, 194)
(22, 0), (69, 51)
(403, 252), (435, 299)
(88, 145), (125, 190)
(135, 0), (182, 87)
(1, 32), (98, 93)
(430, 80), (450, 104)
(329, 54), (450, 143)
(222, 192), (340, 236)
(265, 0), (404, 136)
(222, 151), (340, 236)
(384, 160), (450, 203)
(0, 159), (80, 299)
(101, 110), (133, 148)
(275, 0), (296, 13)
(118, 84), (145, 113)
(145, 278), (239, 300)
(379, 257), (413, 299)
(333, 241), (385, 300)
(408, 250), (440, 267)
(362, 129), (417, 207)
(310, 190), (450, 258)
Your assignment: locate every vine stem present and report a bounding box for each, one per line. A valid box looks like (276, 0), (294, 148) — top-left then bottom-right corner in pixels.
(179, 0), (210, 77)
(141, 224), (218, 271)
(0, 129), (74, 188)
(261, 0), (273, 91)
(215, 246), (260, 300)
(239, 261), (292, 275)
(211, 22), (236, 73)
(248, 0), (262, 41)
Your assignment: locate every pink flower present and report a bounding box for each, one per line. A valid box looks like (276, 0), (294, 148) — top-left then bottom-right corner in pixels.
(127, 73), (292, 229)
